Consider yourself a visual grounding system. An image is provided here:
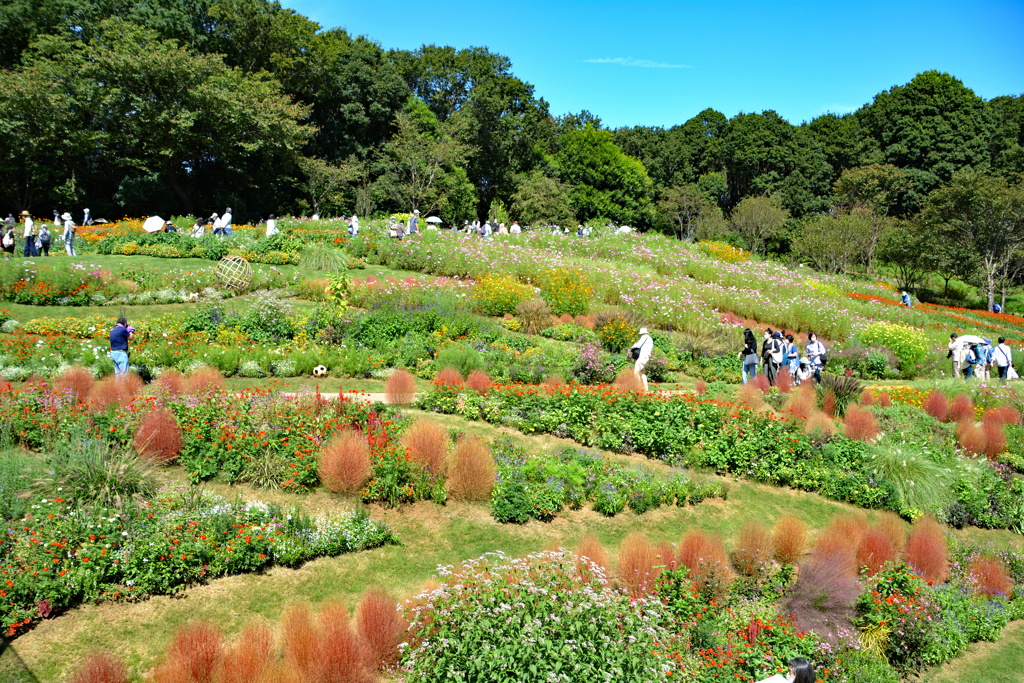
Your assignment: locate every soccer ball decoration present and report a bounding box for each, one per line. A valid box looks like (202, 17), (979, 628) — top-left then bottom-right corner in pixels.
(313, 365), (328, 378)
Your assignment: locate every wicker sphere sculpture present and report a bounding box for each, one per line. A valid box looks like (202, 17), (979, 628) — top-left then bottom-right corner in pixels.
(214, 255), (252, 290)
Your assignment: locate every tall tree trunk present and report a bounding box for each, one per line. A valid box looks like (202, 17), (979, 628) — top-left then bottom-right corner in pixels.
(163, 159), (193, 215)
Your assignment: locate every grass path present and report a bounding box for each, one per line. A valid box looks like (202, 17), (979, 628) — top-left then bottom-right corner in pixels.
(920, 620), (1024, 682)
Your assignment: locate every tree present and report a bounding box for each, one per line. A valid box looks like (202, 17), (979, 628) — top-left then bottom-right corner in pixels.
(0, 18), (312, 215)
(511, 171), (575, 227)
(859, 71), (992, 209)
(657, 184), (727, 241)
(375, 100), (474, 217)
(833, 164), (912, 275)
(720, 110), (833, 217)
(796, 210), (872, 274)
(553, 125), (655, 227)
(988, 94), (1024, 176)
(923, 169), (1024, 311)
(730, 195), (789, 255)
(877, 219), (937, 291)
(297, 157), (352, 216)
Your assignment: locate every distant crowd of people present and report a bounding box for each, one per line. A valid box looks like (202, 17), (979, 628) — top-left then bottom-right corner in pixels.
(3, 208), (88, 257)
(740, 328), (827, 387)
(947, 334), (1015, 381)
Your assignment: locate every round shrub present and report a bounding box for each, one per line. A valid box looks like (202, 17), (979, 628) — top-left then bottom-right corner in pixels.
(400, 551), (676, 682)
(402, 420), (449, 474)
(318, 431), (371, 494)
(491, 480), (531, 523)
(54, 366), (94, 403)
(471, 273), (534, 316)
(772, 515), (808, 564)
(72, 652), (129, 683)
(447, 437), (496, 501)
(356, 587), (403, 669)
(537, 267), (593, 316)
(384, 368), (416, 405)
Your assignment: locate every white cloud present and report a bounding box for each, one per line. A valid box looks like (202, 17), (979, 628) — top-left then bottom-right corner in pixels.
(818, 103), (859, 114)
(583, 57), (692, 69)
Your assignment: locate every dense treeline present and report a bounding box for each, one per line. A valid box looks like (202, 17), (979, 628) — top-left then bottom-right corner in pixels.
(0, 0), (1021, 243)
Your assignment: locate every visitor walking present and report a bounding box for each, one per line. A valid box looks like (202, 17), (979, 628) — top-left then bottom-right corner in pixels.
(963, 344), (980, 379)
(629, 327), (654, 392)
(83, 208), (92, 226)
(265, 214), (278, 237)
(806, 333), (826, 384)
(221, 207), (233, 236)
(21, 211), (38, 257)
(109, 316), (135, 379)
(765, 332), (784, 386)
(901, 291), (912, 308)
(211, 213), (224, 236)
(739, 328), (759, 384)
(947, 333), (964, 378)
(979, 339), (994, 381)
(994, 337), (1013, 382)
(38, 222), (51, 256)
(408, 209), (419, 235)
(786, 334), (800, 376)
(2, 221), (15, 254)
(62, 213), (77, 255)
(347, 215), (359, 236)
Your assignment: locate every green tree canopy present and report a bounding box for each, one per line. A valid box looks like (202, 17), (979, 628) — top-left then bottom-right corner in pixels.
(730, 194), (790, 255)
(553, 125), (654, 227)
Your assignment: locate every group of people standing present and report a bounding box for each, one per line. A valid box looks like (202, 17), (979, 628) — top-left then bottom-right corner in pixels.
(740, 328), (827, 387)
(947, 334), (1015, 381)
(3, 210), (81, 257)
(190, 208), (233, 237)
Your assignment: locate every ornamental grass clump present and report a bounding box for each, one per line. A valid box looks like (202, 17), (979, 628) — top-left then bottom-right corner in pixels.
(401, 420), (449, 475)
(466, 369), (493, 394)
(843, 403), (879, 442)
(87, 374), (142, 412)
(784, 550), (860, 647)
(153, 369), (186, 398)
(782, 385), (815, 420)
(772, 515), (808, 564)
(400, 551), (676, 682)
(384, 369), (416, 405)
(311, 602), (374, 683)
(213, 623), (274, 683)
(613, 368), (644, 392)
(857, 527), (897, 574)
(433, 366), (463, 386)
(187, 366), (226, 394)
(576, 534), (608, 582)
(72, 652), (129, 683)
(732, 520), (771, 577)
(54, 366), (93, 403)
(515, 298), (554, 335)
(154, 621), (223, 683)
(968, 556), (1013, 598)
(356, 587), (403, 669)
(859, 388), (875, 406)
(923, 390), (948, 422)
(982, 421), (1007, 457)
(619, 532), (658, 597)
(878, 392), (892, 407)
(133, 407), (183, 464)
(956, 420), (987, 456)
(983, 404), (1020, 427)
(318, 431), (372, 495)
(803, 410), (835, 437)
(677, 531), (732, 596)
(906, 515), (949, 583)
(948, 394), (974, 423)
(446, 437), (496, 501)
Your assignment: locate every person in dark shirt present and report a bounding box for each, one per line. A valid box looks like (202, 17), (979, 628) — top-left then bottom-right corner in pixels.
(109, 316), (135, 378)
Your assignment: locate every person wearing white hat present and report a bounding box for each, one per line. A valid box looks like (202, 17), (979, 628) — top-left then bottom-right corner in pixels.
(21, 210), (38, 257)
(408, 208), (419, 235)
(222, 207), (233, 236)
(901, 291), (912, 308)
(83, 208), (92, 226)
(61, 212), (77, 255)
(629, 327), (655, 392)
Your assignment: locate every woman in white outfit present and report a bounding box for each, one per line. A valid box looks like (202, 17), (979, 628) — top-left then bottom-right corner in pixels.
(265, 214), (279, 237)
(62, 212), (77, 255)
(629, 327), (655, 392)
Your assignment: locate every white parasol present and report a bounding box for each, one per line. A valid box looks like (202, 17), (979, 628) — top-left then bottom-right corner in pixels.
(956, 335), (985, 345)
(142, 216), (166, 233)
(425, 216), (443, 223)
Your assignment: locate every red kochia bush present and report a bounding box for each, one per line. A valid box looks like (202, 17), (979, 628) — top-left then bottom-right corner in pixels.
(948, 394), (974, 423)
(154, 369), (186, 398)
(752, 373), (770, 395)
(54, 366), (94, 403)
(619, 533), (658, 597)
(695, 379), (708, 394)
(576, 534), (608, 581)
(318, 431), (371, 494)
(982, 421), (1007, 458)
(968, 557), (1014, 598)
(434, 366), (464, 385)
(133, 407), (183, 464)
(613, 368), (644, 392)
(87, 374), (142, 412)
(857, 527), (897, 574)
(878, 392), (892, 407)
(72, 652), (129, 683)
(859, 388), (875, 406)
(187, 366), (226, 394)
(466, 369), (493, 394)
(906, 516), (949, 583)
(402, 420), (449, 474)
(315, 603), (373, 683)
(822, 391), (837, 417)
(158, 621), (223, 683)
(732, 520), (771, 577)
(214, 623), (274, 683)
(843, 404), (879, 442)
(875, 511), (907, 553)
(356, 588), (403, 669)
(776, 370), (794, 394)
(384, 368), (416, 405)
(446, 437), (496, 500)
(923, 390), (948, 422)
(983, 405), (1021, 427)
(678, 531), (732, 594)
(772, 515), (808, 564)
(957, 419), (987, 456)
(283, 604), (319, 676)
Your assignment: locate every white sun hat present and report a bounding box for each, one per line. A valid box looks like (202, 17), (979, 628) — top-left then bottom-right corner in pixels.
(639, 327), (649, 335)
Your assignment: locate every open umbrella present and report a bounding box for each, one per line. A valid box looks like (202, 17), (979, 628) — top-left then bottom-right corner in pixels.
(956, 335), (984, 345)
(142, 216), (166, 233)
(425, 216), (442, 223)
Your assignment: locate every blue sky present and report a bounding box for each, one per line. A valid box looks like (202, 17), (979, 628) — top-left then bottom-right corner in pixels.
(281, 0), (1024, 129)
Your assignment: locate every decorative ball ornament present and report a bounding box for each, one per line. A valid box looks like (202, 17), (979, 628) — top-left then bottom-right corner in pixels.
(214, 255), (253, 291)
(313, 365), (328, 378)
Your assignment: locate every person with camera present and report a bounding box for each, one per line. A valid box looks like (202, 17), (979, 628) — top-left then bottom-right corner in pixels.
(629, 327), (654, 392)
(110, 316), (136, 379)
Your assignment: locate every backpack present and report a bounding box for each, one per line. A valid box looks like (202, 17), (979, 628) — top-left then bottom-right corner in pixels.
(771, 338), (785, 363)
(2, 231), (11, 248)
